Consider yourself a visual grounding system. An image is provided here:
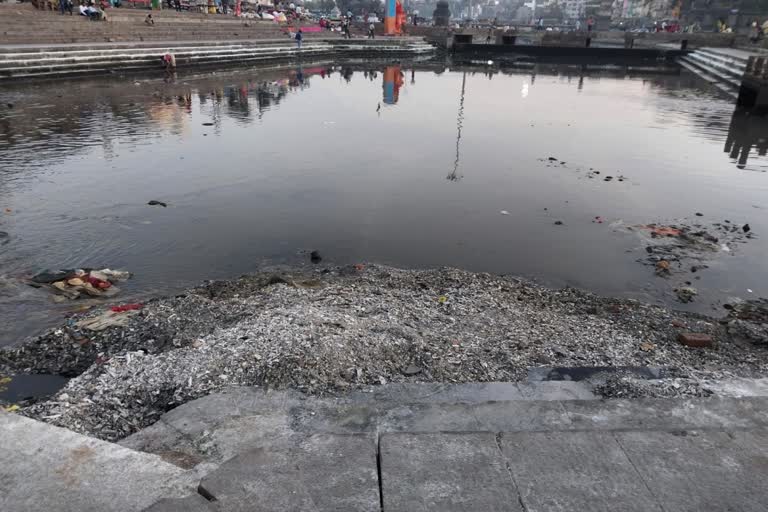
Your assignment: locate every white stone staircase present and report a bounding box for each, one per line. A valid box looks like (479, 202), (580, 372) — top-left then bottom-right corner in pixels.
(678, 47), (753, 97)
(0, 38), (436, 80)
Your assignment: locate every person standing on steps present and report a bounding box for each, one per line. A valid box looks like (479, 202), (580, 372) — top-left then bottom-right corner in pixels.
(368, 22), (375, 39)
(295, 28), (303, 49)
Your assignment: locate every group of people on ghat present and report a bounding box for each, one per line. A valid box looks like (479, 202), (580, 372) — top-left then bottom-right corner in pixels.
(56, 0), (109, 20)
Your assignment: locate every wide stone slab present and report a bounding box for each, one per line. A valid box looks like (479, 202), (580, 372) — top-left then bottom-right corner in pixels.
(199, 433), (379, 512)
(615, 430), (768, 512)
(0, 411), (189, 512)
(562, 397), (768, 431)
(501, 431), (664, 512)
(380, 432), (523, 512)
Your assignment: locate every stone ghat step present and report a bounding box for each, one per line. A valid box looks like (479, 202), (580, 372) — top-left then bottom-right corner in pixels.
(0, 39), (322, 54)
(687, 49), (748, 75)
(146, 429), (768, 512)
(120, 384), (768, 466)
(0, 47), (432, 78)
(685, 54), (745, 84)
(0, 41), (428, 64)
(0, 411), (193, 512)
(697, 47), (752, 65)
(680, 55), (742, 89)
(0, 49), (334, 76)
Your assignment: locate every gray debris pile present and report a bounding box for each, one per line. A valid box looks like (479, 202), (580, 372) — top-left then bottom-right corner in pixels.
(2, 264), (766, 441)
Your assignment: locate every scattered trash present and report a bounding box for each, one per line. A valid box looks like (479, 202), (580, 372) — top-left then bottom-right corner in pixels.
(655, 260), (671, 276)
(677, 332), (713, 348)
(695, 212), (703, 217)
(310, 250), (322, 264)
(353, 264), (365, 271)
(642, 225), (681, 237)
(500, 210), (510, 215)
(743, 224), (751, 233)
(147, 200), (167, 208)
(547, 156), (558, 161)
(592, 216), (603, 224)
(603, 176), (613, 182)
(639, 342), (656, 352)
(675, 286), (698, 303)
(3, 404), (20, 413)
(720, 243), (730, 252)
(202, 122), (214, 126)
(29, 268), (131, 300)
(76, 309), (140, 331)
(438, 295), (448, 303)
(110, 303), (143, 313)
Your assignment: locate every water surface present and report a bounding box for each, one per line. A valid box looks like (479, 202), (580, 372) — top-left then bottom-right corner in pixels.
(1, 60), (767, 345)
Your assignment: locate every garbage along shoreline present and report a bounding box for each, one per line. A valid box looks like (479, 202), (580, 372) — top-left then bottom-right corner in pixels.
(1, 264), (766, 441)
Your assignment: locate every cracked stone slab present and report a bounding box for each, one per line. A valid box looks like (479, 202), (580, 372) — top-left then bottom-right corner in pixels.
(199, 433), (379, 512)
(380, 432), (523, 512)
(501, 431), (663, 512)
(615, 430), (768, 512)
(0, 411), (190, 512)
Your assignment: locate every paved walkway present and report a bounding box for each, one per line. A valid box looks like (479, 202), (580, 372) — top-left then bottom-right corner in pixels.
(4, 383), (768, 511)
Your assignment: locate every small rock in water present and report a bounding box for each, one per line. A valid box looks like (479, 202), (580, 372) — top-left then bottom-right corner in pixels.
(743, 224), (751, 233)
(547, 156), (558, 161)
(695, 212), (703, 217)
(603, 176), (613, 181)
(554, 220), (563, 225)
(310, 250), (322, 264)
(147, 200), (167, 207)
(675, 287), (698, 303)
(202, 122), (214, 126)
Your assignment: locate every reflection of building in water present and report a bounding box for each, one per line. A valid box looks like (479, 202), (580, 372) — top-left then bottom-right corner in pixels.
(382, 66), (404, 105)
(724, 108), (768, 170)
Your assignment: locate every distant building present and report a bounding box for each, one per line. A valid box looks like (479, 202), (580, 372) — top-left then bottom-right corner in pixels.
(564, 0), (585, 19)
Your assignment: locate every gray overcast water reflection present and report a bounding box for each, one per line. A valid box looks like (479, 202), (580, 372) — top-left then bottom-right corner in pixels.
(1, 62), (767, 344)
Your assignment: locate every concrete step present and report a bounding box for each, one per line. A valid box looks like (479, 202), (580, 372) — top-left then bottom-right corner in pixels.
(697, 47), (751, 66)
(0, 411), (197, 512)
(679, 55), (741, 95)
(123, 386), (768, 512)
(0, 38), (434, 78)
(686, 50), (747, 80)
(120, 385), (768, 467)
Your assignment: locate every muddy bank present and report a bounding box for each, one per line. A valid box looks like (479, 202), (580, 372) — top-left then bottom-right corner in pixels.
(1, 264), (766, 441)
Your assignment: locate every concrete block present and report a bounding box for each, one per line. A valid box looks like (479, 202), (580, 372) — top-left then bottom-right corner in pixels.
(0, 411), (189, 512)
(199, 433), (379, 512)
(616, 430), (768, 511)
(380, 432), (523, 512)
(501, 431), (663, 511)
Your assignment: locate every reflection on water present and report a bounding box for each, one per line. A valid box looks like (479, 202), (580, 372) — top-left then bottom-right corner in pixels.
(1, 60), (768, 344)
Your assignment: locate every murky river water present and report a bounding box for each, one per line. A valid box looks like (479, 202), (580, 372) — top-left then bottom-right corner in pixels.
(1, 60), (767, 346)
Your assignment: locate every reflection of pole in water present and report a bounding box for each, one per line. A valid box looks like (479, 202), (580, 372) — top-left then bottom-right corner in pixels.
(448, 72), (467, 182)
(383, 66), (403, 104)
